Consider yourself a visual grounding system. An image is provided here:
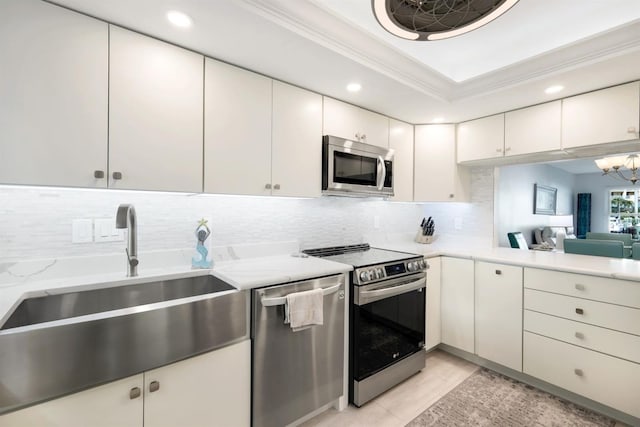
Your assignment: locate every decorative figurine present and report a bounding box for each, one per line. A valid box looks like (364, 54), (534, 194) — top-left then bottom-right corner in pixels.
(192, 218), (213, 269)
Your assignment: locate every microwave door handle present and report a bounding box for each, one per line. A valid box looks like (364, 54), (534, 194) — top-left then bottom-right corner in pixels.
(377, 156), (385, 190)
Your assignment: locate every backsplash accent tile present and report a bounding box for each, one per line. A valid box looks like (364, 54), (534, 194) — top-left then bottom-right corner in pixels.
(0, 167), (494, 262)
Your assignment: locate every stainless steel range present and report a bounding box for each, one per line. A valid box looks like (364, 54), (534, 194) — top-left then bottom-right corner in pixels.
(303, 244), (427, 407)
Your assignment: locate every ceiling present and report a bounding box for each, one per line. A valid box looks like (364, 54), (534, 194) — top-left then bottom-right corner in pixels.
(48, 0), (640, 124)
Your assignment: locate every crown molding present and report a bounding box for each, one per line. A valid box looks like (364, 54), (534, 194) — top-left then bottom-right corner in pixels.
(452, 19), (640, 100)
(239, 1), (640, 103)
(237, 0), (454, 101)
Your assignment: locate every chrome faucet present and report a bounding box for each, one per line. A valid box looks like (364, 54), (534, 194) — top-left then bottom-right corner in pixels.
(115, 204), (138, 277)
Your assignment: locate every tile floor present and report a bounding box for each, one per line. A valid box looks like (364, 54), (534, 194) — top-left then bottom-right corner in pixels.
(301, 349), (478, 427)
(301, 349), (629, 427)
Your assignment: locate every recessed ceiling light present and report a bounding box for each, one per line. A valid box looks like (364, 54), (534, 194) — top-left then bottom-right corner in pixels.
(346, 83), (362, 93)
(545, 85), (564, 94)
(167, 10), (192, 28)
(431, 117), (445, 123)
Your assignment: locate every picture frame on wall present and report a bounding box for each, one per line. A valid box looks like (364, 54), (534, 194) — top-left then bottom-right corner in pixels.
(534, 184), (557, 215)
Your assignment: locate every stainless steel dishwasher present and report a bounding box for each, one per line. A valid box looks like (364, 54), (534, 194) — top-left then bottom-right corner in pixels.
(252, 274), (345, 427)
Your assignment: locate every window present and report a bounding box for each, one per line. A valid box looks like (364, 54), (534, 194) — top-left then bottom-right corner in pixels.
(609, 189), (640, 232)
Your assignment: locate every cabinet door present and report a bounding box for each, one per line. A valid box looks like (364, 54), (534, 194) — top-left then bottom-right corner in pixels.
(475, 261), (523, 371)
(425, 257), (441, 351)
(562, 82), (640, 149)
(0, 375), (143, 427)
(456, 114), (505, 163)
(272, 81), (322, 197)
(0, 0), (108, 188)
(359, 108), (390, 148)
(389, 119), (414, 201)
(109, 26), (203, 192)
(414, 124), (470, 202)
(322, 97), (389, 147)
(441, 257), (475, 353)
(204, 59), (272, 196)
(144, 340), (251, 427)
(505, 101), (561, 157)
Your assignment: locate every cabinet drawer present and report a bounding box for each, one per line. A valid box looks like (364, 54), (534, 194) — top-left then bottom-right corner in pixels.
(524, 310), (640, 363)
(524, 268), (640, 309)
(524, 289), (640, 336)
(524, 332), (640, 418)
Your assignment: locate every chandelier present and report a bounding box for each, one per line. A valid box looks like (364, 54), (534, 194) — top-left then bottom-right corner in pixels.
(371, 0), (520, 41)
(594, 154), (640, 184)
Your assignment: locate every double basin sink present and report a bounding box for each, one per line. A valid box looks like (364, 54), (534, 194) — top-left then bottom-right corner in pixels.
(0, 274), (248, 414)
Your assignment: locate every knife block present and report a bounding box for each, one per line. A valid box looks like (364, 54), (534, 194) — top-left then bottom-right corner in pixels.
(415, 231), (434, 244)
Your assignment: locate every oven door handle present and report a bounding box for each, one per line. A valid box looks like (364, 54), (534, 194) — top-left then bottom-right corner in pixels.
(376, 156), (386, 190)
(356, 277), (425, 306)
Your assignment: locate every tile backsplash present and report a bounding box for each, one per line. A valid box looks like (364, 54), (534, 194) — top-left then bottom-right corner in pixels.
(0, 168), (494, 261)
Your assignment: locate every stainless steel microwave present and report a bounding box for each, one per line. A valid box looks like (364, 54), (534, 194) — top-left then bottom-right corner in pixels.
(322, 135), (394, 197)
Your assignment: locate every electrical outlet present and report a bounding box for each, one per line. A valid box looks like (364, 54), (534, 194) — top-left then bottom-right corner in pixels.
(72, 219), (93, 243)
(94, 218), (125, 242)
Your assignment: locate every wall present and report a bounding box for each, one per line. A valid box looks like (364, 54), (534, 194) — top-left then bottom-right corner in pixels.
(495, 163), (576, 247)
(0, 168), (494, 262)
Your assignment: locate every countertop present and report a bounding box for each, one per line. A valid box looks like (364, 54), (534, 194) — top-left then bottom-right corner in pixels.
(4, 238), (640, 325)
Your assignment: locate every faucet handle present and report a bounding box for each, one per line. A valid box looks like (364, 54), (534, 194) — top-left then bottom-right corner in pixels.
(125, 248), (139, 267)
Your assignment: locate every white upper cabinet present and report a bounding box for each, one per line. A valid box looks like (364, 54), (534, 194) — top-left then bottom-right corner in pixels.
(272, 81), (323, 198)
(505, 101), (561, 157)
(414, 124), (470, 202)
(323, 97), (389, 148)
(562, 82), (640, 149)
(204, 59), (272, 196)
(389, 119), (414, 201)
(109, 26), (203, 192)
(456, 113), (505, 163)
(0, 0), (108, 188)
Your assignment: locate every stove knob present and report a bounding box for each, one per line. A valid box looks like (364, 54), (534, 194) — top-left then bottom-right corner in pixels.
(418, 259), (425, 269)
(377, 268), (384, 279)
(359, 270), (370, 282)
(407, 262), (416, 272)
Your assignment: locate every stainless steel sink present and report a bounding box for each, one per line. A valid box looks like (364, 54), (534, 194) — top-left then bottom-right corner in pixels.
(0, 274), (249, 414)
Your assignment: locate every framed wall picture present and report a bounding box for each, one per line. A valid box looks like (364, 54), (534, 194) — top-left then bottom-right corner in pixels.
(534, 184), (557, 215)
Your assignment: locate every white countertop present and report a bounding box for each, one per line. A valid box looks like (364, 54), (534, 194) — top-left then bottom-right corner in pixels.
(3, 238), (640, 325)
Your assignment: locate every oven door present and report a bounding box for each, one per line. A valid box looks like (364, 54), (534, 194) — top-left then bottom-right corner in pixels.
(351, 273), (426, 383)
(323, 136), (393, 196)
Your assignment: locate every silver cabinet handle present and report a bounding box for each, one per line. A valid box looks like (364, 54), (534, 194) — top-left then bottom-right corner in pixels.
(575, 308), (584, 315)
(575, 283), (585, 291)
(449, 194), (454, 198)
(574, 369), (584, 377)
(265, 183), (272, 189)
(273, 184), (281, 190)
(495, 148), (502, 153)
(129, 387), (141, 399)
(94, 170), (105, 179)
(495, 270), (502, 275)
(505, 147), (511, 152)
(361, 134), (367, 141)
(112, 172), (123, 180)
(149, 381), (160, 393)
(575, 332), (584, 339)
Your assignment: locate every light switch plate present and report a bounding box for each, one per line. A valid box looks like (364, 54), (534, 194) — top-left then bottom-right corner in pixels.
(94, 218), (125, 242)
(72, 219), (93, 243)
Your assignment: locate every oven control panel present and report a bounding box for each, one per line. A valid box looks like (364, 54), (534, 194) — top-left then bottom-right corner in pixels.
(354, 257), (427, 285)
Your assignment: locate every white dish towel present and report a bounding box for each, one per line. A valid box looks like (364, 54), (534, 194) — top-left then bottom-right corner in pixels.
(284, 288), (324, 331)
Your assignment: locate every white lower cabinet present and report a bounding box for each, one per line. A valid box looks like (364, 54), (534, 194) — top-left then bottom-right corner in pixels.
(0, 341), (250, 427)
(524, 332), (640, 418)
(474, 262), (522, 371)
(440, 257), (474, 353)
(425, 257), (441, 351)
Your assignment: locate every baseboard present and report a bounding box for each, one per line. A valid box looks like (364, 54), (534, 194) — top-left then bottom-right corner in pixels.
(438, 344), (640, 427)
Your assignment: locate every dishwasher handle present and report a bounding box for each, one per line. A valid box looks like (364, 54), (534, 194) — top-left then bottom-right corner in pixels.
(261, 281), (343, 307)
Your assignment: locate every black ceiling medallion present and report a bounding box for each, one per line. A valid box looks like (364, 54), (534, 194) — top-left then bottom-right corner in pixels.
(372, 0), (519, 41)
